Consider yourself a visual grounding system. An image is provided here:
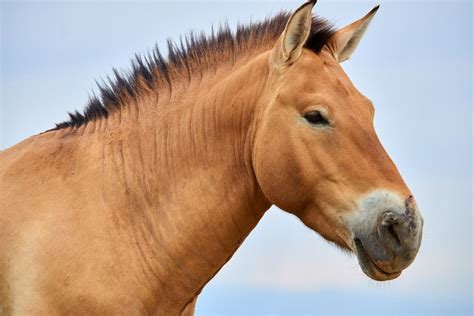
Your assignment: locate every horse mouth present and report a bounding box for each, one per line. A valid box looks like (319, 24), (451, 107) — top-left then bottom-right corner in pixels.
(354, 238), (401, 281)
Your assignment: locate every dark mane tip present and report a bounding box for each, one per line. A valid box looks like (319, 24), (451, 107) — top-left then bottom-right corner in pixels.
(52, 12), (334, 131)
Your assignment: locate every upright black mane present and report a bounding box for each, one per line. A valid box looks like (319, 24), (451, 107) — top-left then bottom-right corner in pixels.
(53, 12), (334, 130)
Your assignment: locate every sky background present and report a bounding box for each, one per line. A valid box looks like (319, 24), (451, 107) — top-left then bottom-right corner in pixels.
(1, 1), (472, 315)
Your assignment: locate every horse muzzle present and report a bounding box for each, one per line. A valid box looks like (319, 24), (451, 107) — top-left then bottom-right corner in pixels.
(347, 192), (423, 281)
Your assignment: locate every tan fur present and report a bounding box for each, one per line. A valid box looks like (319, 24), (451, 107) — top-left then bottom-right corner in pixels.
(0, 2), (421, 315)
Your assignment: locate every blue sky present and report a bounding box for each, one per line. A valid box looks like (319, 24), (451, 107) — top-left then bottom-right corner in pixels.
(1, 1), (472, 315)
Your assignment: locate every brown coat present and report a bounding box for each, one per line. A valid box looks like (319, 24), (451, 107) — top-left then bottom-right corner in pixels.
(0, 2), (422, 314)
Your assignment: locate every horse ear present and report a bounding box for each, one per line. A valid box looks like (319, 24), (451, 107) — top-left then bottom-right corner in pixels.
(324, 6), (379, 63)
(271, 0), (316, 66)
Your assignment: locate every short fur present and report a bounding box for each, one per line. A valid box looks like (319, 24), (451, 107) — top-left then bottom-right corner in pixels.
(0, 3), (423, 314)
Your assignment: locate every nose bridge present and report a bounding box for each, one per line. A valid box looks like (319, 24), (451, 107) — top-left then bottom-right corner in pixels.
(349, 121), (410, 195)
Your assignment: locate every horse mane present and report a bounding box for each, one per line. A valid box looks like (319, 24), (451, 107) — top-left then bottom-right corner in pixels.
(53, 12), (334, 130)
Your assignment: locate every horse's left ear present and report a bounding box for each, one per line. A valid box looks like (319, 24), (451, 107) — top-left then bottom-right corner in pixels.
(324, 5), (379, 63)
(271, 0), (316, 66)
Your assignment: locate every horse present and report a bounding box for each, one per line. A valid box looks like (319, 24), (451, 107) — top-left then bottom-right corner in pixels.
(0, 1), (423, 314)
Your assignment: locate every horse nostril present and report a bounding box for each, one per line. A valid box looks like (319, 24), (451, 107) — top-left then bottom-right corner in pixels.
(377, 211), (404, 250)
(385, 222), (401, 245)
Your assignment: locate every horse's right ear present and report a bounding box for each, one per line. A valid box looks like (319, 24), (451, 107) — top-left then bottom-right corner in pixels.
(271, 0), (316, 66)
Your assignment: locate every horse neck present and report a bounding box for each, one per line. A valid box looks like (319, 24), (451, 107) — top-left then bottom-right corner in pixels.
(96, 51), (272, 309)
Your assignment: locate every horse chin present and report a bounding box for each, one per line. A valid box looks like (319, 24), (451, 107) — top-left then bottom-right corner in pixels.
(354, 238), (402, 281)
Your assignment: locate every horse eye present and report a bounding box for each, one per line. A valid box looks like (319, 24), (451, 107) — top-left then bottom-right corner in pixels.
(304, 111), (329, 126)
